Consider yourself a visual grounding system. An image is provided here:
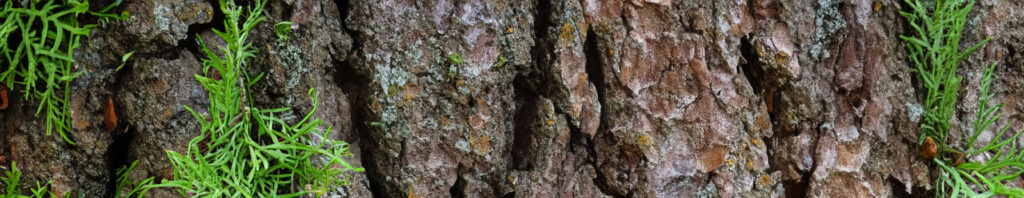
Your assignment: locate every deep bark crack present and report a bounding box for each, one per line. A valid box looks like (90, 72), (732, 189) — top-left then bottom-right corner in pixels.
(332, 0), (387, 197)
(583, 18), (620, 198)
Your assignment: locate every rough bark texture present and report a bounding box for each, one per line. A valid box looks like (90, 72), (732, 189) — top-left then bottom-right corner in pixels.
(3, 0), (1024, 197)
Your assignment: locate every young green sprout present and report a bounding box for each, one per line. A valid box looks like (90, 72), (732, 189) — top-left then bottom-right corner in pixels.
(448, 52), (462, 78)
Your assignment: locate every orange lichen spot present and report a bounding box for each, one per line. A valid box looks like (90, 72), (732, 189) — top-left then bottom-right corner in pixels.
(751, 139), (765, 150)
(507, 27), (515, 33)
(104, 96), (118, 132)
(725, 157), (737, 166)
(456, 79), (467, 88)
(873, 1), (882, 12)
(0, 85), (7, 110)
(204, 8), (213, 19)
(402, 84), (416, 103)
(759, 175), (771, 186)
(475, 136), (490, 154)
(467, 135), (491, 154)
(162, 109), (174, 120)
(608, 47), (615, 56)
(440, 117), (451, 127)
(507, 173), (516, 183)
(545, 119), (554, 126)
(775, 51), (790, 65)
(559, 23), (575, 43)
(921, 136), (937, 159)
(404, 91), (415, 102)
(637, 135), (653, 147)
(407, 187), (421, 198)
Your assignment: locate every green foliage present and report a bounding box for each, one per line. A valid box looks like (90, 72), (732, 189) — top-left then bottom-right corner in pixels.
(3, 162), (56, 198)
(448, 52), (462, 78)
(145, 0), (361, 197)
(0, 0), (89, 145)
(274, 21), (292, 41)
(115, 51), (135, 72)
(900, 0), (987, 147)
(114, 160), (154, 198)
(901, 0), (1024, 197)
(0, 0), (124, 145)
(448, 52), (463, 65)
(89, 0), (130, 25)
(3, 162), (23, 197)
(932, 63), (1024, 197)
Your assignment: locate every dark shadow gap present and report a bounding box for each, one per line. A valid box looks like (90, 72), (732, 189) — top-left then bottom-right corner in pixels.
(334, 47), (386, 198)
(181, 0), (228, 57)
(450, 173), (467, 198)
(509, 0), (554, 174)
(511, 75), (538, 171)
(738, 36), (764, 94)
(332, 0), (389, 197)
(888, 176), (932, 198)
(527, 0), (553, 83)
(783, 148), (815, 198)
(584, 31), (605, 101)
(582, 25), (622, 198)
(104, 125), (135, 197)
(82, 0), (127, 24)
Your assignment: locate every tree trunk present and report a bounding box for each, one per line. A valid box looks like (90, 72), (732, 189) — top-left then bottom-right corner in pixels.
(3, 0), (1022, 197)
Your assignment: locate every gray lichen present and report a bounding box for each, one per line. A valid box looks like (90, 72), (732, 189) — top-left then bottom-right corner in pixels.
(695, 181), (720, 198)
(810, 0), (846, 60)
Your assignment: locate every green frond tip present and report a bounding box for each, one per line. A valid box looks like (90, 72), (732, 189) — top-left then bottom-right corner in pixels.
(274, 21), (292, 41)
(114, 160), (154, 198)
(3, 161), (58, 197)
(116, 51), (135, 72)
